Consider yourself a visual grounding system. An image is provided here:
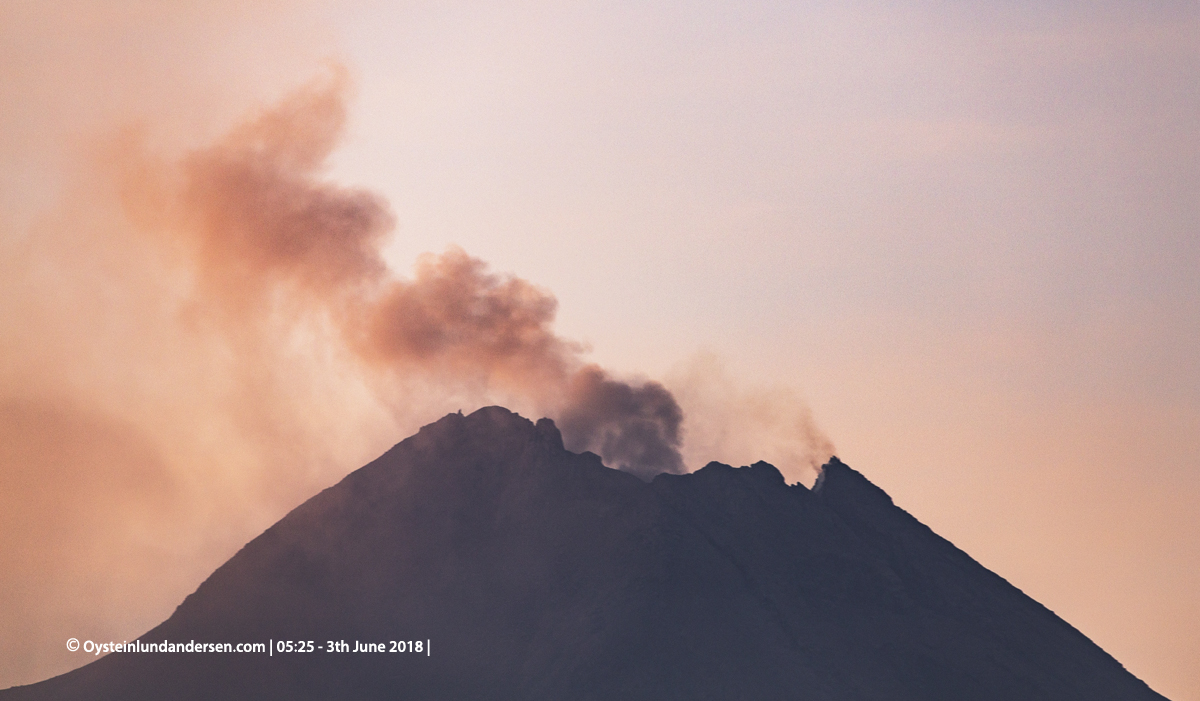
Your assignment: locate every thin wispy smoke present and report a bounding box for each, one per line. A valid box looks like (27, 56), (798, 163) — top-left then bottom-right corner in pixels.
(667, 354), (835, 486)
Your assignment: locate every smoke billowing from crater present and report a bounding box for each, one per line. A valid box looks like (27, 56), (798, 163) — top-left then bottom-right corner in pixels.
(559, 365), (685, 479)
(117, 68), (689, 478)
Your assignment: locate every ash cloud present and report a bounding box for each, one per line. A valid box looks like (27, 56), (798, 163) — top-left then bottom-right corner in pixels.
(359, 248), (574, 384)
(118, 68), (684, 478)
(121, 66), (393, 304)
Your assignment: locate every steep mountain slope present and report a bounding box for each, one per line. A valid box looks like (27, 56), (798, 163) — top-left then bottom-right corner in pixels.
(1, 406), (1168, 700)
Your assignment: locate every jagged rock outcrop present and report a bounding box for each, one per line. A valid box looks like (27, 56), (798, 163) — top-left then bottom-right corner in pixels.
(1, 406), (1168, 700)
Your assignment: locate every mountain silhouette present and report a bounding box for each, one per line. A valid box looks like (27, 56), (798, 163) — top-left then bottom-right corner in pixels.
(2, 406), (1168, 700)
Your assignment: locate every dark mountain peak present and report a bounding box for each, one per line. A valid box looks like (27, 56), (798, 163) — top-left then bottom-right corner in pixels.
(813, 456), (894, 508)
(2, 409), (1167, 701)
(416, 405), (546, 441)
(533, 417), (565, 450)
(404, 405), (567, 464)
(341, 406), (604, 502)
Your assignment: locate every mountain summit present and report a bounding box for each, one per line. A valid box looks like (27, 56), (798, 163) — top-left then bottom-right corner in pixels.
(2, 406), (1167, 700)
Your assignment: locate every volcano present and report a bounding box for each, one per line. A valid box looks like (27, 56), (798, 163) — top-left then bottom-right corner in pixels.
(1, 406), (1167, 700)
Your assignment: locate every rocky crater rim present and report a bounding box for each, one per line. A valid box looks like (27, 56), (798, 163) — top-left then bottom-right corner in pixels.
(422, 405), (845, 489)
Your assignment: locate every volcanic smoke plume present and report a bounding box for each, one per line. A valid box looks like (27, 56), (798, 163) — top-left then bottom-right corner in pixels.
(0, 66), (832, 687)
(123, 67), (685, 478)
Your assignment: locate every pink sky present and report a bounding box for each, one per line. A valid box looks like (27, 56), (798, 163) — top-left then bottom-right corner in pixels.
(2, 2), (1197, 698)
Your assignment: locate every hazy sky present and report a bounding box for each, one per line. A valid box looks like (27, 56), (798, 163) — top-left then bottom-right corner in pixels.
(2, 1), (1197, 698)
